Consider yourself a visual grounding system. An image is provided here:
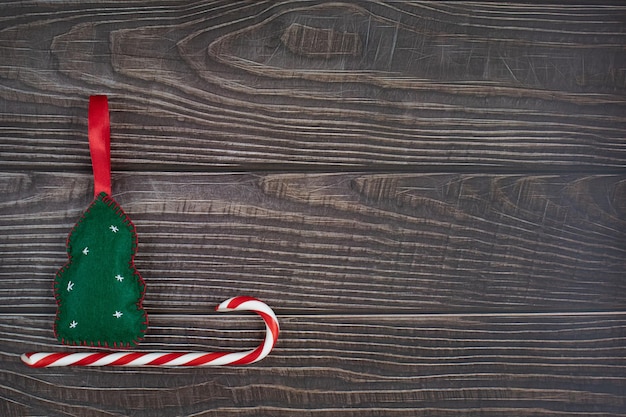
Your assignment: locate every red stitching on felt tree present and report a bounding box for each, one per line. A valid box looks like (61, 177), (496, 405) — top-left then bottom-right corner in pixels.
(54, 193), (147, 348)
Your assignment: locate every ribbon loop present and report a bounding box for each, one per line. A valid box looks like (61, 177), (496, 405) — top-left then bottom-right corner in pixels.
(88, 95), (111, 196)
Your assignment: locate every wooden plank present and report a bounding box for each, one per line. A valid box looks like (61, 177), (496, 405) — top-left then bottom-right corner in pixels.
(0, 1), (624, 171)
(2, 313), (625, 416)
(1, 171), (624, 314)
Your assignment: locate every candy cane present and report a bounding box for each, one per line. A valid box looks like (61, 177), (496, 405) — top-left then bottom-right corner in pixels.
(21, 296), (279, 368)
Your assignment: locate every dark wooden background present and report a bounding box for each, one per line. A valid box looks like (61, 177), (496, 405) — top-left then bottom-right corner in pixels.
(1, 1), (625, 416)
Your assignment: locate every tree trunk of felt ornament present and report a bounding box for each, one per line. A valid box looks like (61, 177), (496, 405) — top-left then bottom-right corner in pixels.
(22, 96), (280, 368)
(54, 96), (148, 348)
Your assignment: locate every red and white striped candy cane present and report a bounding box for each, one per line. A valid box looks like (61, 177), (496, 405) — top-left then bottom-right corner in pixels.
(21, 296), (279, 368)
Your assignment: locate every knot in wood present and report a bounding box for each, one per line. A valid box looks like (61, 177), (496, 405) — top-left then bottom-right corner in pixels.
(280, 23), (362, 59)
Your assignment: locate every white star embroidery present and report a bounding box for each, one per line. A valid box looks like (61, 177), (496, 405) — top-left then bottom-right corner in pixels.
(109, 225), (119, 233)
(67, 281), (74, 292)
(69, 320), (78, 328)
(115, 274), (124, 282)
(113, 311), (123, 319)
(82, 247), (89, 255)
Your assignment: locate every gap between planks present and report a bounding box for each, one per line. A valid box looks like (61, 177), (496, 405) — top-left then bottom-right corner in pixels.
(11, 311), (626, 319)
(4, 166), (626, 175)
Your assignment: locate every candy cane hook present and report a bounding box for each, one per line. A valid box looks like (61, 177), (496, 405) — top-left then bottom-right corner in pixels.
(21, 296), (279, 368)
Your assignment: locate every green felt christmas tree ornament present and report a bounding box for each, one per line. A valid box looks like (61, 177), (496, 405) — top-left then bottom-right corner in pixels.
(54, 96), (147, 348)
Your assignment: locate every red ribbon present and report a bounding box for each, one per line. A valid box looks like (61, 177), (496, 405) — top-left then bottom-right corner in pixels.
(88, 95), (111, 196)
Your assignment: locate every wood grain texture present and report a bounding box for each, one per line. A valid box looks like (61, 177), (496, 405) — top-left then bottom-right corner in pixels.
(0, 1), (625, 171)
(1, 1), (625, 416)
(2, 313), (625, 416)
(1, 171), (624, 315)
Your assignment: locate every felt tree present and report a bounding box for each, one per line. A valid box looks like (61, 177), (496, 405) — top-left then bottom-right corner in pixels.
(53, 96), (147, 348)
(54, 192), (147, 348)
